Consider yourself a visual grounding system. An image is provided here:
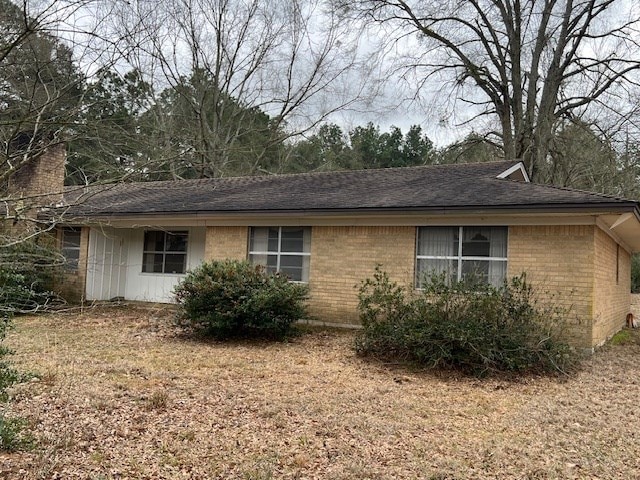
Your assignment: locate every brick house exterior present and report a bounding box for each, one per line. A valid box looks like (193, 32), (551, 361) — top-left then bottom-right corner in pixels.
(8, 142), (66, 205)
(37, 160), (640, 349)
(3, 143), (88, 301)
(198, 223), (632, 348)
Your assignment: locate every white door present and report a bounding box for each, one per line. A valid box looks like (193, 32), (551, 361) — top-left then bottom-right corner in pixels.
(85, 227), (127, 301)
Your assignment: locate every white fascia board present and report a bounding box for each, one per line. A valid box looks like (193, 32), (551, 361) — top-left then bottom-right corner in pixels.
(496, 162), (530, 182)
(81, 212), (602, 228)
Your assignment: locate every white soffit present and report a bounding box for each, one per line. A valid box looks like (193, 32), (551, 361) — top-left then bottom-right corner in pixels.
(610, 212), (634, 230)
(598, 213), (640, 253)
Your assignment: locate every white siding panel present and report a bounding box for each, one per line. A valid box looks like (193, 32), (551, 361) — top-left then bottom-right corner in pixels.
(86, 227), (127, 301)
(123, 227), (206, 303)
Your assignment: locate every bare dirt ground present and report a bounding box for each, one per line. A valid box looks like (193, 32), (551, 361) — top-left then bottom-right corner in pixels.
(1, 307), (640, 479)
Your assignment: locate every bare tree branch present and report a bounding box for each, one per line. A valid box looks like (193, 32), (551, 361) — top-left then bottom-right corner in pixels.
(340, 0), (640, 180)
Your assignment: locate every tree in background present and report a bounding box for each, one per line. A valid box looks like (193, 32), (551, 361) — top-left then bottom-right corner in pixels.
(67, 69), (155, 184)
(342, 0), (640, 181)
(0, 0), (85, 188)
(403, 125), (436, 167)
(546, 121), (618, 191)
(68, 66), (291, 183)
(142, 69), (287, 179)
(437, 133), (504, 165)
(2, 0), (640, 195)
(349, 123), (435, 168)
(286, 123), (352, 172)
(98, 0), (370, 178)
(287, 122), (435, 172)
(349, 123), (402, 169)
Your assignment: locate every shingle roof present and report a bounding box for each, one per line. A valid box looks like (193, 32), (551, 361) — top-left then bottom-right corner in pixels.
(60, 160), (639, 217)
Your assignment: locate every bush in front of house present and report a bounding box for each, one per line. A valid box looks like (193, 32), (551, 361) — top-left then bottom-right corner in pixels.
(0, 239), (61, 317)
(0, 237), (59, 451)
(0, 313), (22, 402)
(0, 306), (34, 452)
(174, 260), (309, 339)
(355, 267), (576, 376)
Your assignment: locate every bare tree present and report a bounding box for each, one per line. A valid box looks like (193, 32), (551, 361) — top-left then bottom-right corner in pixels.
(100, 0), (373, 177)
(340, 0), (640, 180)
(0, 0), (137, 244)
(0, 0), (126, 190)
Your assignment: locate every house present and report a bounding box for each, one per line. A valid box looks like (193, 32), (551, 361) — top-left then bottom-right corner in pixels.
(9, 146), (640, 349)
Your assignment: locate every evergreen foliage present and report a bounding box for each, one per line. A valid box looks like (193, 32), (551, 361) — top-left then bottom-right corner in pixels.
(174, 260), (309, 339)
(632, 254), (640, 294)
(0, 238), (59, 400)
(0, 239), (61, 316)
(355, 267), (576, 376)
(0, 0), (84, 165)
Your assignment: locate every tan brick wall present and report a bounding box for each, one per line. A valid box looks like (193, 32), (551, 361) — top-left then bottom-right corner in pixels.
(55, 226), (89, 303)
(5, 143), (66, 236)
(507, 225), (595, 348)
(8, 143), (65, 205)
(308, 226), (415, 325)
(204, 226), (248, 261)
(592, 227), (631, 346)
(199, 223), (629, 347)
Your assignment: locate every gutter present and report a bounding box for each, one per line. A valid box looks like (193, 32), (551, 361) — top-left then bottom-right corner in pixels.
(53, 201), (640, 220)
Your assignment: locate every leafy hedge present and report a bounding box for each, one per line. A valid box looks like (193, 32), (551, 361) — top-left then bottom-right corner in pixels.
(174, 260), (309, 339)
(0, 238), (51, 451)
(0, 239), (60, 317)
(0, 314), (21, 402)
(355, 267), (576, 376)
(0, 239), (59, 399)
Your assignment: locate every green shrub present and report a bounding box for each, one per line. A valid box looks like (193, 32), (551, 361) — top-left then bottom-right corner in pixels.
(0, 413), (34, 452)
(632, 254), (640, 293)
(174, 260), (309, 339)
(0, 314), (22, 401)
(0, 237), (52, 452)
(355, 267), (576, 376)
(0, 239), (61, 316)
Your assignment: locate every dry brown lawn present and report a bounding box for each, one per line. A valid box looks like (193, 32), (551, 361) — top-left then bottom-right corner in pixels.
(1, 307), (640, 479)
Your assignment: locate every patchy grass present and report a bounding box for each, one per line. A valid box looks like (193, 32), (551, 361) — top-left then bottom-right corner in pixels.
(1, 308), (640, 479)
(608, 328), (639, 346)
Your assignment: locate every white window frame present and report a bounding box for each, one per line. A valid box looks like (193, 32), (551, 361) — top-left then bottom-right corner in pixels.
(416, 226), (508, 285)
(248, 227), (311, 282)
(61, 227), (82, 272)
(142, 230), (189, 275)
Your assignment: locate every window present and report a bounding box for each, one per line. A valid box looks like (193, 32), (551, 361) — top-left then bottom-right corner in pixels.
(249, 227), (311, 282)
(142, 230), (188, 274)
(62, 227), (82, 272)
(416, 226), (507, 287)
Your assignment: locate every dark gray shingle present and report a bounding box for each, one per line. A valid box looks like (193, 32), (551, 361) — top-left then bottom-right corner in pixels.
(61, 161), (638, 217)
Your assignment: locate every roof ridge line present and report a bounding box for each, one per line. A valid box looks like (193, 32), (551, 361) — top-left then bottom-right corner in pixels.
(71, 160), (521, 189)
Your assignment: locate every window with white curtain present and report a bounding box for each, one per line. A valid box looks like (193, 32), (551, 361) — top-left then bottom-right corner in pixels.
(249, 227), (311, 282)
(416, 226), (508, 287)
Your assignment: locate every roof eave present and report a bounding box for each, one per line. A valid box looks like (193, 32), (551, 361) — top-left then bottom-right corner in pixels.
(55, 201), (640, 220)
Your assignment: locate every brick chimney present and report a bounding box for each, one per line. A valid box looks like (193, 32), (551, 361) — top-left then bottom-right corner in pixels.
(8, 142), (66, 207)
